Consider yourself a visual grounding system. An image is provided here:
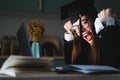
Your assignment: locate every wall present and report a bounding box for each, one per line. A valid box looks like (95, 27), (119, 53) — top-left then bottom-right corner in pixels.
(0, 11), (65, 44)
(0, 0), (74, 14)
(95, 0), (120, 18)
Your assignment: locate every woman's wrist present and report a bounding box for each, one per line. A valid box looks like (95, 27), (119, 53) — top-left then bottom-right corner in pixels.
(105, 16), (115, 26)
(64, 32), (74, 41)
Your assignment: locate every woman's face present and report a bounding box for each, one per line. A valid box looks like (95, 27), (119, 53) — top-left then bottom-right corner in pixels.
(72, 15), (94, 45)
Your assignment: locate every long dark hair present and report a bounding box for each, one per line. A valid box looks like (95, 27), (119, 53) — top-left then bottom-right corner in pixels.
(71, 15), (100, 64)
(71, 29), (81, 64)
(70, 12), (100, 64)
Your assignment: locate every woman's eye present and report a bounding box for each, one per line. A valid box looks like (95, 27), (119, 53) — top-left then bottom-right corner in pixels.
(83, 20), (88, 24)
(82, 20), (88, 26)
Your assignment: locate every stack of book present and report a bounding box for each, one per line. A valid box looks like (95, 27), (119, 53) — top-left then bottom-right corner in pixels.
(0, 55), (54, 77)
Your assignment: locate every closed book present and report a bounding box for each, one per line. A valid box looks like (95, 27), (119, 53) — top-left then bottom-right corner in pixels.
(56, 65), (120, 74)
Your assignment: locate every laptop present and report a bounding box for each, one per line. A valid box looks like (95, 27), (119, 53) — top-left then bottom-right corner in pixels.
(16, 22), (32, 56)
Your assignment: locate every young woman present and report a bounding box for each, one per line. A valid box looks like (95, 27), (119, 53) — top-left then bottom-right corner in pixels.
(63, 8), (101, 65)
(63, 5), (120, 69)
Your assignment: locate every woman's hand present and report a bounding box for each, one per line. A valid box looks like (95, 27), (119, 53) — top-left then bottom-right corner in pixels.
(64, 20), (73, 34)
(97, 8), (115, 24)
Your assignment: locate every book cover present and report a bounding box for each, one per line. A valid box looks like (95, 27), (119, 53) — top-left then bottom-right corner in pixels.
(56, 65), (120, 74)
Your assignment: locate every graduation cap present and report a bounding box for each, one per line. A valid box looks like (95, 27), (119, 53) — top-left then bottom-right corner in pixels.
(61, 0), (97, 23)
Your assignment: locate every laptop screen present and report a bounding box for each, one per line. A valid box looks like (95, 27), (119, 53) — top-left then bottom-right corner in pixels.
(16, 22), (32, 56)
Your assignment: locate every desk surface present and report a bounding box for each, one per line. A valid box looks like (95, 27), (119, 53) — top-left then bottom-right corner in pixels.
(0, 71), (120, 80)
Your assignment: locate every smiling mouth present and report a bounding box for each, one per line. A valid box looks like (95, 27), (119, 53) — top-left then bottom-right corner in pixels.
(83, 32), (91, 37)
(83, 32), (93, 41)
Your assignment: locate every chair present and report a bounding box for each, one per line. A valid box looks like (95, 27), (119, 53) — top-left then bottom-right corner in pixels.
(39, 35), (61, 56)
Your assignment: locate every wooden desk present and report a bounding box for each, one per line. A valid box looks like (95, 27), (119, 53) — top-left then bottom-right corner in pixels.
(0, 71), (120, 80)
